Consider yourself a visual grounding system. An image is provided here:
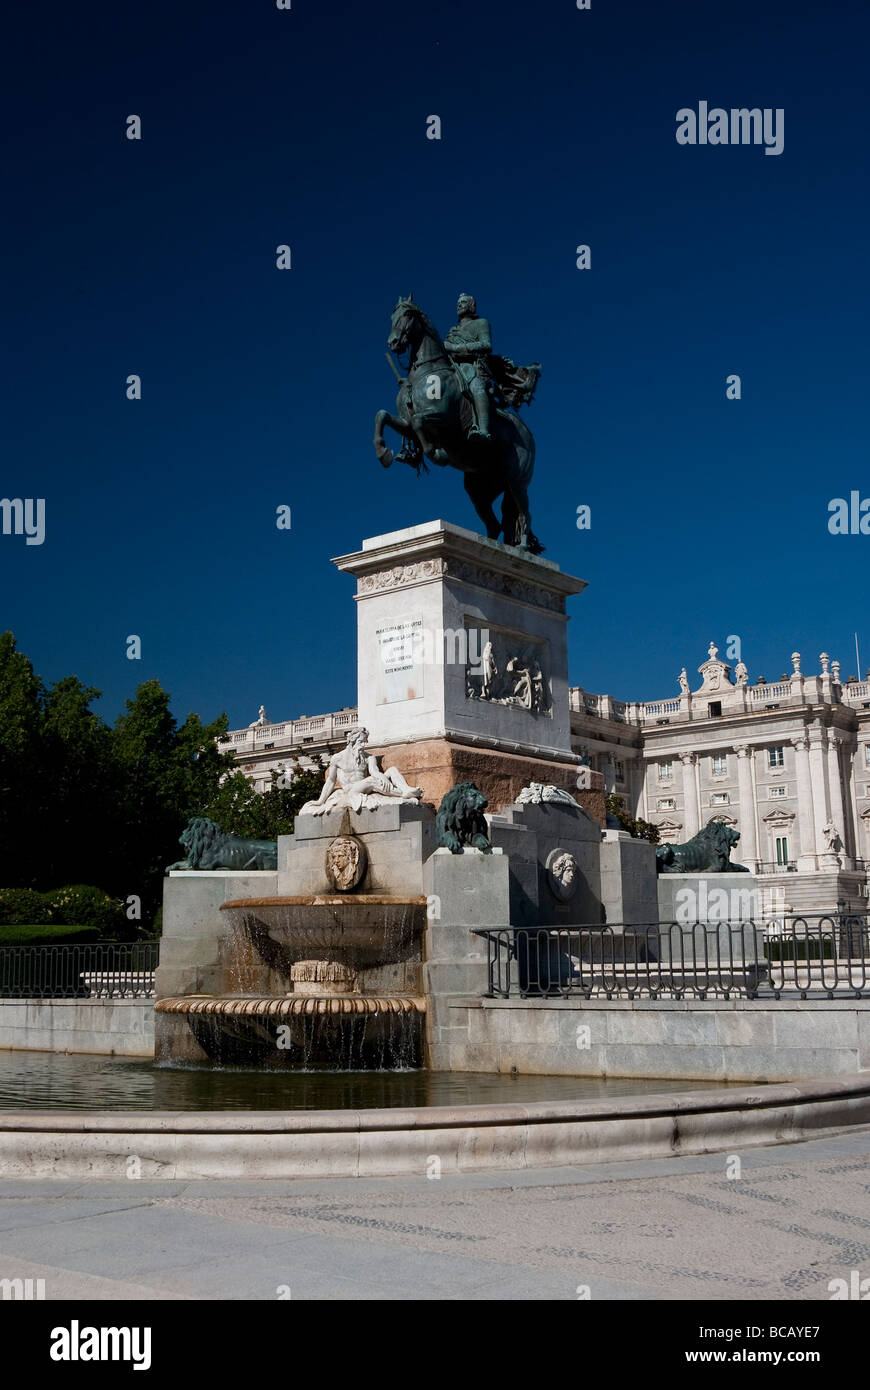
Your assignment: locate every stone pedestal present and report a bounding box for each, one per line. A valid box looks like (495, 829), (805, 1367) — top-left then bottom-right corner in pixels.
(600, 829), (659, 926)
(656, 872), (766, 981)
(422, 847), (510, 1068)
(279, 800), (436, 897)
(370, 737), (605, 821)
(333, 520), (587, 811)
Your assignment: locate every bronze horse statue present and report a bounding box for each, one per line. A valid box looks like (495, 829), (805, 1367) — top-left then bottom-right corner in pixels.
(373, 296), (543, 552)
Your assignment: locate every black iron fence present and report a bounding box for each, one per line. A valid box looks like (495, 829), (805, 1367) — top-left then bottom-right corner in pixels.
(0, 943), (159, 999)
(474, 911), (870, 1001)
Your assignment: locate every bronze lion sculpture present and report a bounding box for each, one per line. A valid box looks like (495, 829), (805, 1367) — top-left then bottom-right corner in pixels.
(435, 782), (493, 854)
(166, 817), (278, 872)
(656, 820), (749, 874)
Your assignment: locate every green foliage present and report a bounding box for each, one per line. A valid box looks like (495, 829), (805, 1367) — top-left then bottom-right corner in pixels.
(0, 632), (239, 926)
(0, 884), (126, 936)
(48, 885), (127, 934)
(605, 793), (660, 845)
(0, 888), (53, 926)
(0, 923), (101, 945)
(202, 764), (326, 840)
(766, 936), (834, 962)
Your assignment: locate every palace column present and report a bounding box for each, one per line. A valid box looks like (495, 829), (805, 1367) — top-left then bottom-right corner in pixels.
(791, 733), (818, 871)
(734, 744), (758, 869)
(807, 726), (831, 860)
(826, 732), (852, 867)
(680, 752), (700, 839)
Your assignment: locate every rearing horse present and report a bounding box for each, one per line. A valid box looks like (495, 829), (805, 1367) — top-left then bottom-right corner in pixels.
(373, 296), (542, 553)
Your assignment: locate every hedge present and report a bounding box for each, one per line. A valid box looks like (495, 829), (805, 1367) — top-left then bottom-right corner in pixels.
(0, 923), (102, 946)
(0, 885), (127, 936)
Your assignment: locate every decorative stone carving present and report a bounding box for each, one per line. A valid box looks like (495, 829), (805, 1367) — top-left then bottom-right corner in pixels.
(466, 629), (550, 713)
(678, 667), (690, 695)
(695, 643), (734, 695)
(735, 660), (748, 686)
(791, 651), (802, 675)
(356, 556), (565, 614)
(656, 819), (684, 839)
(516, 782), (581, 809)
(300, 728), (424, 816)
(820, 652), (830, 674)
(448, 558), (565, 614)
(822, 820), (843, 854)
(546, 848), (579, 901)
(482, 640), (497, 699)
(356, 558), (447, 595)
(325, 834), (368, 892)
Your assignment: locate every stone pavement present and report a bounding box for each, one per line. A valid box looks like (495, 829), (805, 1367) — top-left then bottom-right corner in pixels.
(0, 1131), (869, 1300)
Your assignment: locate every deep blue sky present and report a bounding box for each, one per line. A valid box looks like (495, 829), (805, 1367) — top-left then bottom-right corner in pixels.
(3, 0), (868, 731)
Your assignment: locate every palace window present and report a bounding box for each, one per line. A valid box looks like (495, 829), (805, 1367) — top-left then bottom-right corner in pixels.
(864, 746), (870, 767)
(775, 835), (790, 866)
(657, 798), (676, 811)
(768, 746), (785, 769)
(710, 792), (730, 806)
(614, 760), (625, 783)
(769, 785), (787, 798)
(658, 760), (673, 783)
(708, 701), (722, 718)
(711, 754), (727, 777)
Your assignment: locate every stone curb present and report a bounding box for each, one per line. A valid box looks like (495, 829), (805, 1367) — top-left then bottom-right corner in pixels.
(0, 1075), (868, 1179)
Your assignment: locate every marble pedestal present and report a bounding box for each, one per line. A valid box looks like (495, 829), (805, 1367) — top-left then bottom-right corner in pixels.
(333, 520), (590, 812)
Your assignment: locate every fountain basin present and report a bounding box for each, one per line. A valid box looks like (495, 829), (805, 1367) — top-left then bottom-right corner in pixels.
(155, 993), (425, 1070)
(220, 895), (427, 978)
(156, 994), (425, 1017)
(156, 892), (429, 1069)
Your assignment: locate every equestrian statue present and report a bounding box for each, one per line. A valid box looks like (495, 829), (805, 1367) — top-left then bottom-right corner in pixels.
(373, 293), (543, 552)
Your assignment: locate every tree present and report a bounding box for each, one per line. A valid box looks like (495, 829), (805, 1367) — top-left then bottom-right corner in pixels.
(41, 675), (113, 887)
(109, 681), (237, 916)
(202, 763), (325, 840)
(0, 633), (326, 925)
(0, 632), (46, 886)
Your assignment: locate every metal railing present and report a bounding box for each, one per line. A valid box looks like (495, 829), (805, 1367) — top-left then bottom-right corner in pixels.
(473, 912), (870, 1001)
(756, 860), (797, 873)
(0, 943), (159, 999)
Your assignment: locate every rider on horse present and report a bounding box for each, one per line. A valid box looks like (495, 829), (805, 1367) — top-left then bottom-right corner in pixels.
(444, 294), (495, 442)
(444, 294), (541, 450)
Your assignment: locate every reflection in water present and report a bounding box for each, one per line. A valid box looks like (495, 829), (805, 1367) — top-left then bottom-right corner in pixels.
(0, 1051), (743, 1112)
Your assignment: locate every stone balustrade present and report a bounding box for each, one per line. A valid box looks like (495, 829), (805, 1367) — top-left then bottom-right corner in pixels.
(227, 709), (358, 750)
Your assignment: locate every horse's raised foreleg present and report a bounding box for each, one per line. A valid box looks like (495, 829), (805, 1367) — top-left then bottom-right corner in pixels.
(374, 410), (421, 469)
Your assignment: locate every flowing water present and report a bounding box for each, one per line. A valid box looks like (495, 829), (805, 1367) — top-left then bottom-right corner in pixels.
(0, 1050), (746, 1112)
